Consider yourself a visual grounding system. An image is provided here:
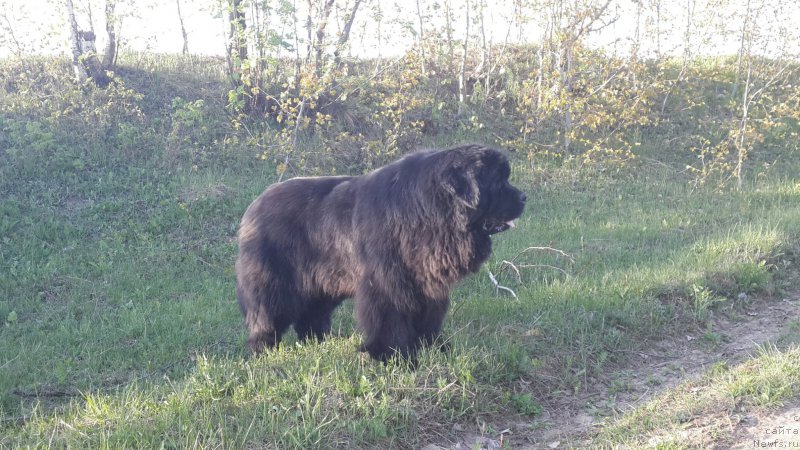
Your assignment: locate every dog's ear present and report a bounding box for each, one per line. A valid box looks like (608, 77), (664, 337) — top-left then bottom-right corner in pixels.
(441, 165), (479, 208)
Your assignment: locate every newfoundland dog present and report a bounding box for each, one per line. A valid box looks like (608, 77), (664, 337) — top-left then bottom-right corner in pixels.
(236, 144), (526, 360)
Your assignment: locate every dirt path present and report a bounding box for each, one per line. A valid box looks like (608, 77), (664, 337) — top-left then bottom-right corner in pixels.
(730, 401), (800, 450)
(426, 295), (800, 449)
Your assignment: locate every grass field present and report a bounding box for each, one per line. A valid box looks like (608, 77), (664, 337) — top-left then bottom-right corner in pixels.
(2, 56), (800, 448)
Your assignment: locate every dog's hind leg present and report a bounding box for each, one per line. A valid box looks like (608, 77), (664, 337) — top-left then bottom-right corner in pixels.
(237, 276), (295, 354)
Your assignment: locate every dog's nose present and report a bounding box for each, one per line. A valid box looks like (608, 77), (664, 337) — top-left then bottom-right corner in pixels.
(519, 191), (527, 202)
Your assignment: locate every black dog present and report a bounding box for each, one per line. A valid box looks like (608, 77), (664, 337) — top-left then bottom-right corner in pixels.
(236, 144), (526, 360)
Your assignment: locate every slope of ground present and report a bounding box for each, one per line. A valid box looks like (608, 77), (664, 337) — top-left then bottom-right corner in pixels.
(422, 294), (800, 449)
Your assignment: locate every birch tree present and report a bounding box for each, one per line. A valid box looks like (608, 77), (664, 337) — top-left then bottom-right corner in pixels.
(102, 0), (117, 68)
(176, 0), (189, 54)
(64, 0), (110, 86)
(457, 0), (469, 114)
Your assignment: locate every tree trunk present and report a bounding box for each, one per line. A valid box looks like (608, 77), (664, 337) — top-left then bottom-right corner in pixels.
(64, 0), (110, 86)
(102, 0), (117, 68)
(293, 0), (302, 92)
(654, 0), (662, 58)
(458, 0), (470, 115)
(228, 0), (247, 64)
(415, 0), (426, 75)
(226, 0), (247, 83)
(375, 0), (383, 61)
(443, 0), (454, 70)
(176, 0), (189, 55)
(476, 0), (486, 75)
(226, 0), (248, 111)
(86, 0), (96, 34)
(305, 0), (313, 63)
(332, 0), (364, 67)
(65, 0), (88, 83)
(477, 0), (489, 100)
(313, 0), (335, 77)
(732, 0), (752, 100)
(632, 0), (641, 90)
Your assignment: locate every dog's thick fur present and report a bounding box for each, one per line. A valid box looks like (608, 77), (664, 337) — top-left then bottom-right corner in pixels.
(236, 144), (526, 360)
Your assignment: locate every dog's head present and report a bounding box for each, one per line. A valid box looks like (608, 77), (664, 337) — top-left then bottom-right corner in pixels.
(441, 145), (527, 235)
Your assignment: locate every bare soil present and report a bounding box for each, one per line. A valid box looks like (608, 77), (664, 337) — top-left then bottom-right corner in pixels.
(427, 294), (800, 449)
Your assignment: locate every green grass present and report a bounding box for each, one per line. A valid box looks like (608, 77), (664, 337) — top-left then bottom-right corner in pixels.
(595, 344), (800, 448)
(2, 157), (799, 447)
(2, 55), (800, 448)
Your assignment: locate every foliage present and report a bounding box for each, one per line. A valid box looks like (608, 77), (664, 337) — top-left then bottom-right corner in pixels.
(503, 44), (656, 168)
(213, 18), (800, 185)
(674, 58), (800, 189)
(0, 59), (147, 176)
(225, 52), (440, 176)
(167, 97), (222, 166)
